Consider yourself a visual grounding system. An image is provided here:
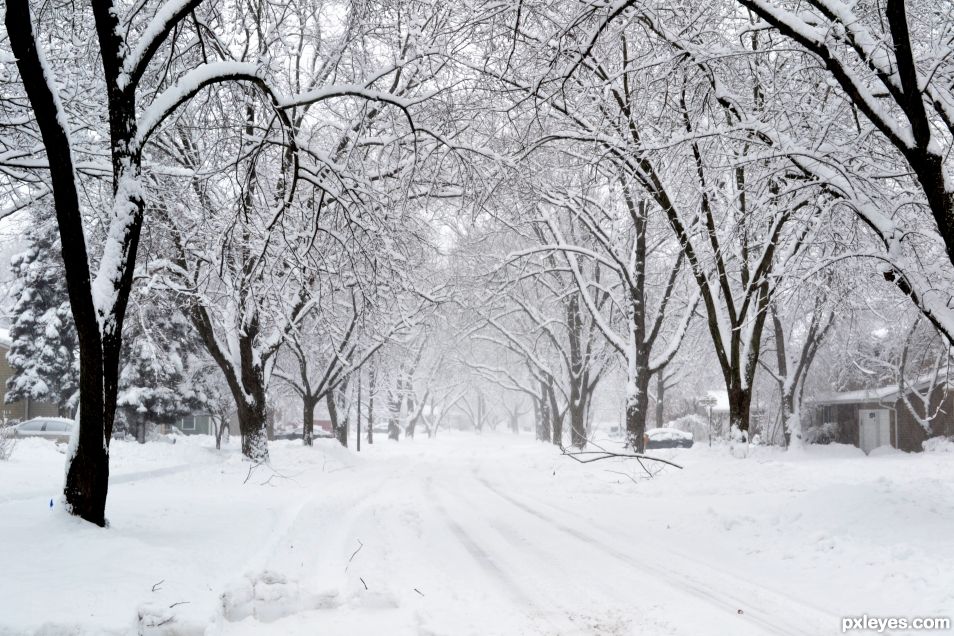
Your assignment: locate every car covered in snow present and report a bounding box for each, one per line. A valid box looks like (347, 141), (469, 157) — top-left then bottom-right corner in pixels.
(3, 417), (75, 444)
(643, 427), (693, 449)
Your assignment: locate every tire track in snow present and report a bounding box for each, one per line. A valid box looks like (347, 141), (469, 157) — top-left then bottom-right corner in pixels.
(497, 474), (845, 629)
(426, 481), (567, 634)
(474, 474), (829, 636)
(436, 482), (656, 636)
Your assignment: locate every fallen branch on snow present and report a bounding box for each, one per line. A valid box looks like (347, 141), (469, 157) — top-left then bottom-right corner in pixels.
(560, 445), (683, 478)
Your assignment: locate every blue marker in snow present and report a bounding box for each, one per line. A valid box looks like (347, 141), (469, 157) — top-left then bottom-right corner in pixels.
(49, 498), (53, 510)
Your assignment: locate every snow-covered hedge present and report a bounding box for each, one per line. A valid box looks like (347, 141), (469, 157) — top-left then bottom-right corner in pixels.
(804, 421), (840, 445)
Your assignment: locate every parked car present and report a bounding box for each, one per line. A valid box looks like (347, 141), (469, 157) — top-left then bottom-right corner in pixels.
(4, 417), (75, 444)
(644, 427), (693, 449)
(273, 428), (334, 441)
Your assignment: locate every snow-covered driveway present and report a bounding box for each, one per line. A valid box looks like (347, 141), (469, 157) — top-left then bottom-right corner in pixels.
(1, 434), (952, 635)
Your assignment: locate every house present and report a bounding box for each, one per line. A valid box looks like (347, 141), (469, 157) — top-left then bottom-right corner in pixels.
(0, 328), (61, 422)
(177, 412), (215, 435)
(807, 379), (954, 453)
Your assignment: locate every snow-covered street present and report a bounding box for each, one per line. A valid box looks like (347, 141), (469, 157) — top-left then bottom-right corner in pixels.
(2, 435), (952, 635)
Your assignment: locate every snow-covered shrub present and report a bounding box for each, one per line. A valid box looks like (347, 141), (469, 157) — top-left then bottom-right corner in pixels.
(0, 423), (16, 461)
(803, 421), (840, 444)
(922, 436), (954, 453)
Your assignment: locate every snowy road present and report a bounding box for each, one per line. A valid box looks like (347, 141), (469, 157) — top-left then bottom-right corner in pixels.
(1, 434), (953, 635)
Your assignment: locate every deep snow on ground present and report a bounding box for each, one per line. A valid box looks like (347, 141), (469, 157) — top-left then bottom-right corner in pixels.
(0, 433), (952, 635)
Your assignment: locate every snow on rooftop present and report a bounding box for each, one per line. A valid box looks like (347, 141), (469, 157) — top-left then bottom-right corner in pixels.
(810, 386), (901, 406)
(809, 368), (954, 406)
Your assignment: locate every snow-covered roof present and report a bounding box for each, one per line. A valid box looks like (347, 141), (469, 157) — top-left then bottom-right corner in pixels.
(809, 368), (954, 406)
(810, 386), (900, 406)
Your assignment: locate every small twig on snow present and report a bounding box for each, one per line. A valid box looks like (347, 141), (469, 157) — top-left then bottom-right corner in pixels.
(360, 577), (368, 590)
(243, 461), (265, 484)
(604, 469), (640, 485)
(151, 579), (164, 592)
(346, 539), (364, 571)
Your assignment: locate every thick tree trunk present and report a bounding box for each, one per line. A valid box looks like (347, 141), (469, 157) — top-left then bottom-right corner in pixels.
(781, 389), (799, 448)
(64, 351), (110, 525)
(625, 366), (652, 453)
(326, 390), (349, 447)
(238, 399), (268, 461)
(655, 372), (665, 429)
(548, 386), (564, 447)
(136, 415), (146, 444)
(535, 387), (551, 442)
(551, 412), (564, 447)
(64, 295), (126, 526)
(727, 384), (753, 442)
(302, 396), (317, 446)
(569, 402), (587, 448)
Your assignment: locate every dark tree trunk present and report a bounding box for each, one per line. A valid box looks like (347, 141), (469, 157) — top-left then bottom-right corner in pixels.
(727, 384), (753, 442)
(551, 412), (564, 447)
(237, 398), (268, 461)
(387, 415), (401, 441)
(302, 396), (317, 446)
(625, 366), (652, 452)
(136, 415), (146, 444)
(66, 353), (111, 525)
(569, 401), (587, 448)
(535, 381), (551, 442)
(655, 372), (665, 429)
(548, 387), (563, 447)
(327, 391), (348, 447)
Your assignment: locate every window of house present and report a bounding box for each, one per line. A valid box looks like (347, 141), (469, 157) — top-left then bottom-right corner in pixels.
(180, 416), (196, 431)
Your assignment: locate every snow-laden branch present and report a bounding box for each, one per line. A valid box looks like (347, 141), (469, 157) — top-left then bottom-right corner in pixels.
(120, 0), (205, 89)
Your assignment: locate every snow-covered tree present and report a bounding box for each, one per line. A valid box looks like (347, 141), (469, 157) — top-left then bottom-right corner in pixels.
(5, 212), (77, 415)
(117, 300), (203, 444)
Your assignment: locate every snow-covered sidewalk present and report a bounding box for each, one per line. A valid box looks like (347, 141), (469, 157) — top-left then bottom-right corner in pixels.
(0, 434), (952, 635)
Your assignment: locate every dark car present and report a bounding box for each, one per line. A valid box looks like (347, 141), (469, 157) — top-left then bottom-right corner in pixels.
(644, 427), (694, 449)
